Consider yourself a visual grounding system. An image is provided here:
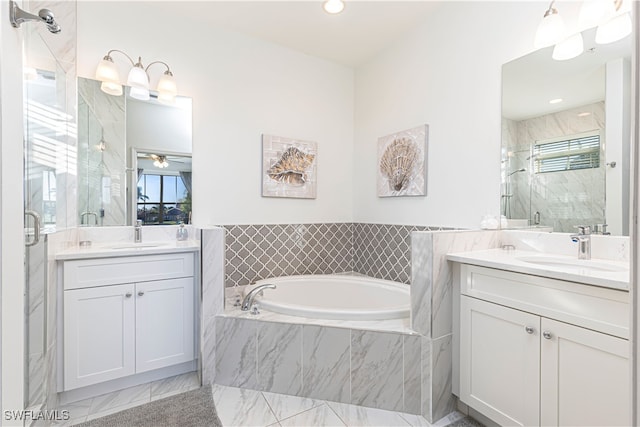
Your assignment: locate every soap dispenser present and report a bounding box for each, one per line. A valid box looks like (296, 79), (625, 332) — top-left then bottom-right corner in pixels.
(176, 222), (188, 241)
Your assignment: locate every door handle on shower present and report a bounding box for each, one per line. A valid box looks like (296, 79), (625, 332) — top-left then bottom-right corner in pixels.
(25, 210), (41, 247)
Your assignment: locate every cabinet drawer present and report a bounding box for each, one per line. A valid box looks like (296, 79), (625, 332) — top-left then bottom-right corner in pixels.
(64, 253), (194, 290)
(460, 264), (629, 339)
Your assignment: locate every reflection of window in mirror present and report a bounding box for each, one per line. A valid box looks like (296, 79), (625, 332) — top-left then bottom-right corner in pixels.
(134, 153), (192, 225)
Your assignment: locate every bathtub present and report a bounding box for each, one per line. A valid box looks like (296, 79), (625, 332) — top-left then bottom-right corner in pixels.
(244, 274), (410, 320)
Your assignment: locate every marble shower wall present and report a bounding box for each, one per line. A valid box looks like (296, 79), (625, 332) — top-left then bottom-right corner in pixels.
(503, 102), (606, 231)
(224, 223), (453, 288)
(77, 78), (127, 226)
(411, 230), (499, 421)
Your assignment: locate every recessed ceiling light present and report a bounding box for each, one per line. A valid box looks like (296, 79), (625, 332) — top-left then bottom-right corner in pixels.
(549, 98), (563, 104)
(323, 0), (345, 14)
(578, 112), (591, 117)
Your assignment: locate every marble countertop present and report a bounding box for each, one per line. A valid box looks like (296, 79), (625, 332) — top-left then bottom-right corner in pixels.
(55, 240), (200, 260)
(447, 249), (629, 291)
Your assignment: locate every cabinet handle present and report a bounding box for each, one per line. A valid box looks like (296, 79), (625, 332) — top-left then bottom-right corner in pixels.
(125, 292), (132, 298)
(138, 291), (145, 296)
(525, 326), (535, 334)
(543, 331), (552, 339)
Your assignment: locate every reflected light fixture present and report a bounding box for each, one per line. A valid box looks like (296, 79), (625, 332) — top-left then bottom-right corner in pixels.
(153, 155), (169, 168)
(595, 10), (632, 44)
(534, 1), (566, 49)
(323, 0), (345, 14)
(579, 0), (615, 28)
(95, 49), (178, 104)
(549, 98), (563, 104)
(552, 32), (584, 60)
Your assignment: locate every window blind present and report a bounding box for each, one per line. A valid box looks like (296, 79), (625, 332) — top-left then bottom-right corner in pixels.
(533, 133), (600, 173)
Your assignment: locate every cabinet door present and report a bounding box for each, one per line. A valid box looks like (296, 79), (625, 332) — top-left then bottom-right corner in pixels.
(460, 296), (540, 426)
(64, 284), (135, 390)
(540, 318), (630, 426)
(135, 277), (194, 373)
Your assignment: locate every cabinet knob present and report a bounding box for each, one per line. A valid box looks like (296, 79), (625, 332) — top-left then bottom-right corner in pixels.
(125, 292), (132, 298)
(543, 331), (552, 339)
(525, 326), (535, 334)
(138, 291), (145, 296)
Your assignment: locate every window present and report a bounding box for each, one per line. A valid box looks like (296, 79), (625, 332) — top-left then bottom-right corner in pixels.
(533, 131), (601, 174)
(137, 174), (189, 224)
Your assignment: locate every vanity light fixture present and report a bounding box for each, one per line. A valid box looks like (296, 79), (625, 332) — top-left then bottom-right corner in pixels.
(323, 0), (345, 14)
(95, 50), (177, 104)
(534, 1), (566, 49)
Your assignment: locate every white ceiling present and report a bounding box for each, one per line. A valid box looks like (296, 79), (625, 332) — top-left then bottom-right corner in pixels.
(154, 1), (439, 67)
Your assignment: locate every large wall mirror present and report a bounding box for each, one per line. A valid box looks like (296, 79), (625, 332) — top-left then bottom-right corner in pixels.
(77, 77), (192, 226)
(501, 27), (631, 236)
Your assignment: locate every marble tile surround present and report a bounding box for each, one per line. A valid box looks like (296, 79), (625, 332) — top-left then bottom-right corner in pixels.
(502, 102), (606, 232)
(214, 316), (424, 415)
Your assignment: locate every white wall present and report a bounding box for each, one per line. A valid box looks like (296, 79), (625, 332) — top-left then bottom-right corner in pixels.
(353, 1), (583, 228)
(77, 2), (354, 226)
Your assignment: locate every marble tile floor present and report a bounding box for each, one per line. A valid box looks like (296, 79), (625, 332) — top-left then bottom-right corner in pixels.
(53, 372), (200, 426)
(54, 373), (468, 427)
(212, 383), (468, 427)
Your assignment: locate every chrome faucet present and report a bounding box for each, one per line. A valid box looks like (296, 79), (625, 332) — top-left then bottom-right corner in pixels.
(241, 284), (276, 313)
(134, 219), (142, 243)
(570, 226), (591, 260)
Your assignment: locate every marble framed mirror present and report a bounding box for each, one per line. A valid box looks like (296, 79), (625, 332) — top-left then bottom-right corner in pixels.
(77, 77), (192, 226)
(501, 27), (631, 236)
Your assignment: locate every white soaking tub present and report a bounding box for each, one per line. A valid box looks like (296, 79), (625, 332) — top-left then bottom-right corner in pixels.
(244, 274), (410, 320)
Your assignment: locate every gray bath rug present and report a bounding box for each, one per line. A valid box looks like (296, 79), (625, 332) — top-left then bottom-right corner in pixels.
(74, 386), (222, 427)
(445, 416), (485, 427)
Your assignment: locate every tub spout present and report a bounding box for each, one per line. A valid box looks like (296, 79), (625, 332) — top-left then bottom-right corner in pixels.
(241, 284), (276, 312)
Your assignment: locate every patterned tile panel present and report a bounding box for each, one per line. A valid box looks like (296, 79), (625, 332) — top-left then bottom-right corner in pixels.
(224, 223), (354, 287)
(223, 223), (456, 287)
(353, 224), (454, 284)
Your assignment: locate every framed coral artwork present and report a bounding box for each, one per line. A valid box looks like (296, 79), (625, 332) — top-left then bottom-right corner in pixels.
(377, 125), (428, 197)
(262, 134), (317, 199)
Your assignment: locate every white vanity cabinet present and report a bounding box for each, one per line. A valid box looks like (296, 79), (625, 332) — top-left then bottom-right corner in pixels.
(457, 264), (630, 427)
(62, 252), (196, 391)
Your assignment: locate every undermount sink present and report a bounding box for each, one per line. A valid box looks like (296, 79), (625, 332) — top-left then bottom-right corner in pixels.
(109, 243), (164, 250)
(516, 256), (628, 273)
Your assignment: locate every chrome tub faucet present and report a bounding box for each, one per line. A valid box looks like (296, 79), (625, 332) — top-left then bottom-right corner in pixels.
(570, 225), (591, 260)
(241, 284), (276, 314)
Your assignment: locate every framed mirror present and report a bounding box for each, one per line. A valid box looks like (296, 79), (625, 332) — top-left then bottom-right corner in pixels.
(501, 27), (631, 235)
(77, 77), (192, 226)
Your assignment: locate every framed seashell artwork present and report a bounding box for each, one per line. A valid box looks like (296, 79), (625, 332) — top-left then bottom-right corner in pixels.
(262, 134), (318, 199)
(377, 124), (428, 197)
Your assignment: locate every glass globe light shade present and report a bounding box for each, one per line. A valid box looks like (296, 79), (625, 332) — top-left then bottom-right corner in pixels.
(126, 65), (149, 89)
(552, 33), (584, 61)
(579, 0), (615, 29)
(129, 85), (150, 101)
(534, 8), (566, 49)
(95, 57), (121, 84)
(100, 81), (123, 96)
(596, 13), (632, 44)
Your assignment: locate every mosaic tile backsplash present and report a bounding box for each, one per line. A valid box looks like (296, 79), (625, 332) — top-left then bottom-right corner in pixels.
(224, 223), (453, 287)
